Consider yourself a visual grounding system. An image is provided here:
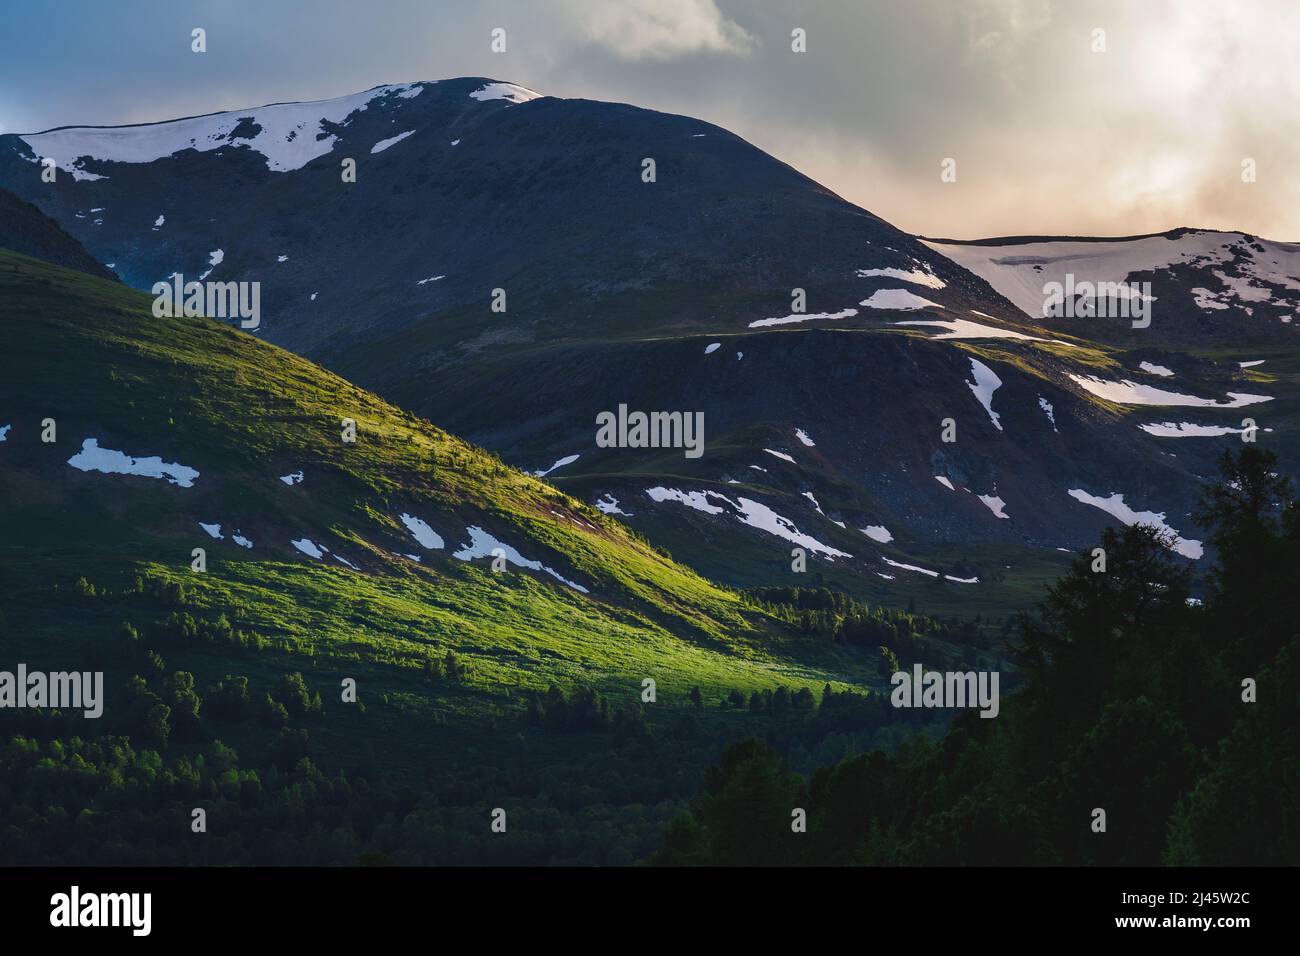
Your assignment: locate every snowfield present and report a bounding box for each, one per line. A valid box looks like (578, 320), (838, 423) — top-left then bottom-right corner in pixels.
(925, 230), (1300, 319)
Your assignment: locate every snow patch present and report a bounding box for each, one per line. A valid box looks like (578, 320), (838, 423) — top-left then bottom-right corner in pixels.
(978, 494), (1009, 519)
(861, 525), (894, 543)
(732, 496), (851, 560)
(1069, 374), (1272, 408)
(966, 358), (1003, 431)
(647, 487), (851, 560)
(1139, 421), (1247, 438)
(399, 513), (445, 550)
(894, 316), (1078, 347)
(1038, 396), (1058, 431)
(881, 556), (978, 583)
(594, 494), (632, 516)
(646, 487), (727, 514)
(292, 538), (326, 559)
(856, 266), (946, 289)
(67, 438), (199, 487)
(452, 526), (588, 593)
(859, 289), (941, 311)
(469, 83), (542, 105)
(371, 129), (416, 154)
(748, 308), (857, 329)
(532, 453), (579, 478)
(1067, 489), (1203, 559)
(198, 249), (223, 281)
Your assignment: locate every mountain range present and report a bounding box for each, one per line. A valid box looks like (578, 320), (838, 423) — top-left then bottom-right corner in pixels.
(3, 77), (1297, 614)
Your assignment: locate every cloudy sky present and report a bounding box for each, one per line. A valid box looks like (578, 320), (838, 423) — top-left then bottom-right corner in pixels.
(2, 0), (1294, 240)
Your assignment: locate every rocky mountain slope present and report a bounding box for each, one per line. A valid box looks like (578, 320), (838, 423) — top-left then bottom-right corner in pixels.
(0, 186), (117, 280)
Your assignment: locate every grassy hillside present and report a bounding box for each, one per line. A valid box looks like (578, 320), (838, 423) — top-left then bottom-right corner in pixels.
(0, 248), (901, 701)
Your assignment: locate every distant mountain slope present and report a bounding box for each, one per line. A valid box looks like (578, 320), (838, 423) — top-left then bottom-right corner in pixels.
(925, 229), (1300, 347)
(0, 186), (116, 279)
(5, 80), (1293, 609)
